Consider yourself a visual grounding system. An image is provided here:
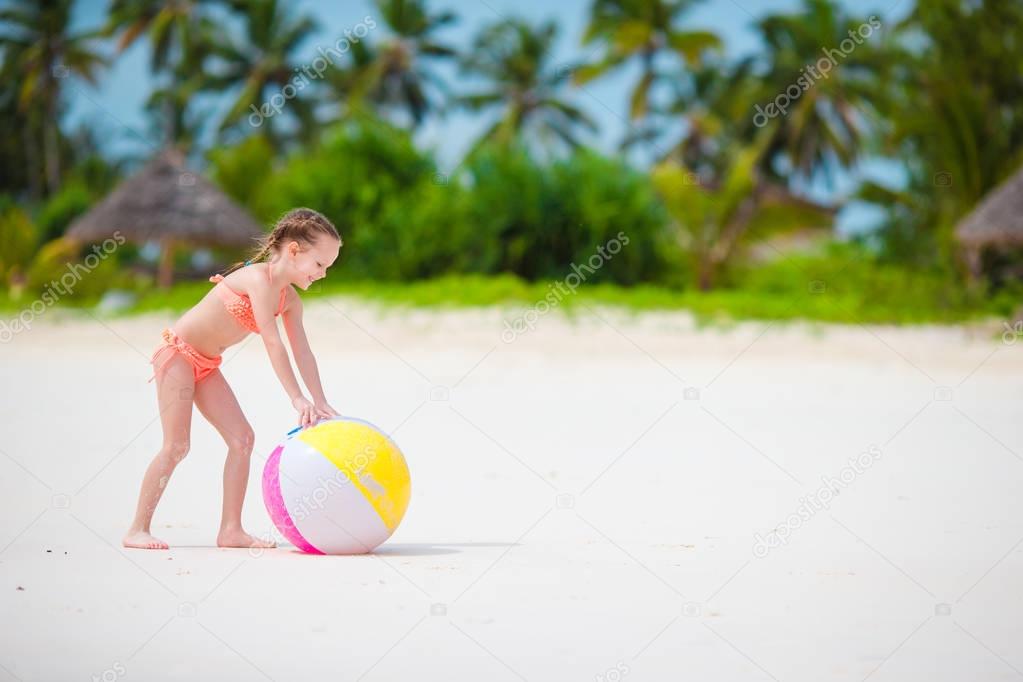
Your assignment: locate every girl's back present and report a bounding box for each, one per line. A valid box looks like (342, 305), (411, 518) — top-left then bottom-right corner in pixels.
(175, 264), (288, 357)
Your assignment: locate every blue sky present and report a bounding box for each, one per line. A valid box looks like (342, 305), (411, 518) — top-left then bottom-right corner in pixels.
(66, 0), (912, 234)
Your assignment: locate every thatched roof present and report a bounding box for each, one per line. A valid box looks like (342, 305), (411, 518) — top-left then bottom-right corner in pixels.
(67, 148), (263, 248)
(956, 165), (1023, 249)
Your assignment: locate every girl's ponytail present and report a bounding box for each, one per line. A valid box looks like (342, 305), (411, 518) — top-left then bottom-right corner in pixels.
(218, 208), (339, 277)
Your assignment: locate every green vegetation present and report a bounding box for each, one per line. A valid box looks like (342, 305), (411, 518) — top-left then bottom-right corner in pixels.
(5, 243), (1015, 327)
(1, 0), (1021, 325)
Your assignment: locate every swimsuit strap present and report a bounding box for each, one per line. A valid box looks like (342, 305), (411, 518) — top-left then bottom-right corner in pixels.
(209, 264), (285, 316)
(210, 259), (255, 283)
(211, 262), (271, 282)
(276, 284), (288, 314)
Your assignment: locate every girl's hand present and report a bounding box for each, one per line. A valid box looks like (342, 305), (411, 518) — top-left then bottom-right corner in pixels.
(314, 401), (340, 420)
(292, 396), (319, 428)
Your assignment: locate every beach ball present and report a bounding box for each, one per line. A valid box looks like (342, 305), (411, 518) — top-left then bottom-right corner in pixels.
(262, 416), (411, 554)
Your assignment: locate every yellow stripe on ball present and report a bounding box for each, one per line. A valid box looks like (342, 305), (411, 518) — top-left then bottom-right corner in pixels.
(297, 420), (411, 531)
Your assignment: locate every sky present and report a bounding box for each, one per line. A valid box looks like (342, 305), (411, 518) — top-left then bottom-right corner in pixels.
(65, 0), (913, 235)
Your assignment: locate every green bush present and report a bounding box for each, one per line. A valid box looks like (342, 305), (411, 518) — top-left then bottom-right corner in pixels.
(255, 118), (677, 285)
(362, 180), (479, 280)
(36, 181), (94, 243)
(458, 144), (548, 276)
(546, 149), (675, 285)
(729, 242), (996, 323)
(207, 135), (276, 218)
(261, 117), (434, 229)
(26, 237), (124, 303)
(0, 199), (39, 287)
(460, 145), (675, 284)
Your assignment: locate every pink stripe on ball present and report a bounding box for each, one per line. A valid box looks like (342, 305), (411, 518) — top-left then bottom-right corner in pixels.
(263, 444), (322, 554)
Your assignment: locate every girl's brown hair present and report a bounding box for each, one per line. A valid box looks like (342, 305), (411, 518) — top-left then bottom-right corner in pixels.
(223, 208), (341, 275)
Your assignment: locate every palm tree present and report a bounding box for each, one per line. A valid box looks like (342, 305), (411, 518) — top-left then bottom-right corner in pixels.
(0, 0), (106, 195)
(665, 55), (761, 175)
(208, 0), (319, 146)
(575, 0), (721, 123)
(104, 0), (215, 146)
(0, 201), (38, 294)
(105, 0), (205, 72)
(330, 0), (456, 128)
(143, 75), (207, 150)
(459, 19), (597, 151)
(652, 127), (834, 290)
(0, 84), (37, 197)
(860, 0), (1023, 265)
(752, 0), (886, 184)
(320, 38), (377, 122)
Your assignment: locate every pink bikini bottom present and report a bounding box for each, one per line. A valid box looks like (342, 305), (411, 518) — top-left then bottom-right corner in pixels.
(149, 328), (222, 384)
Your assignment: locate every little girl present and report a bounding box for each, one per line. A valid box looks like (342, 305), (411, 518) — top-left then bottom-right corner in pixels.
(123, 208), (342, 550)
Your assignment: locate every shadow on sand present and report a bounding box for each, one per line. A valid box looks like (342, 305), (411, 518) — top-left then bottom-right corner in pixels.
(279, 542), (521, 557)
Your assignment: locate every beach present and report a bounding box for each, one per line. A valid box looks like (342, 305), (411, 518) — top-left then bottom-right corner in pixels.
(1, 300), (1021, 681)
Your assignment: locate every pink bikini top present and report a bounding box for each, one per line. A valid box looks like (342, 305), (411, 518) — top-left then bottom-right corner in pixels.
(209, 264), (288, 334)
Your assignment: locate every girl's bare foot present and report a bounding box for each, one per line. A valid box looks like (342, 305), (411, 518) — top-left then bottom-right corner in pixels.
(123, 530), (169, 550)
(217, 528), (276, 549)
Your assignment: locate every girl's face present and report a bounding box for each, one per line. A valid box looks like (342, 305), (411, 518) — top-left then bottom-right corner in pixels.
(281, 235), (341, 290)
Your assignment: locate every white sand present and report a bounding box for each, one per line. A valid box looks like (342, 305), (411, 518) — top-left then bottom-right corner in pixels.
(1, 299), (1021, 681)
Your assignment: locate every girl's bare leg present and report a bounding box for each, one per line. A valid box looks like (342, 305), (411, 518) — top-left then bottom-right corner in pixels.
(123, 354), (195, 549)
(193, 370), (275, 549)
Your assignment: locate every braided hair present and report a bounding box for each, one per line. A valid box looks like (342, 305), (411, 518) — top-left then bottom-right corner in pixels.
(222, 208), (341, 276)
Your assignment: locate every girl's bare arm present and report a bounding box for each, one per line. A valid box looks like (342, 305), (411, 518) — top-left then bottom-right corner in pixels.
(281, 291), (331, 407)
(250, 281), (325, 426)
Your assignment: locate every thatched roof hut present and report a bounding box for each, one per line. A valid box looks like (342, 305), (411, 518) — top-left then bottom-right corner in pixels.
(955, 165), (1023, 277)
(66, 148), (263, 287)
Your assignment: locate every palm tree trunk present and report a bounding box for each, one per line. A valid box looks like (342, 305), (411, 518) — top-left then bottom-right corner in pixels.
(22, 116), (41, 201)
(697, 257), (716, 291)
(961, 245), (983, 282)
(164, 72), (177, 145)
(158, 240), (176, 289)
(43, 84), (60, 194)
(164, 97), (175, 146)
(44, 121), (60, 193)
